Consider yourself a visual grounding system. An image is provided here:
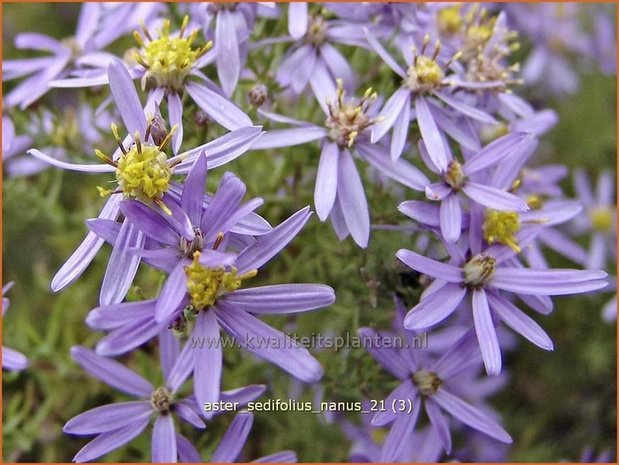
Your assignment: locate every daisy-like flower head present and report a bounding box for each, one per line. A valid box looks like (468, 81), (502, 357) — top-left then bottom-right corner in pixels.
(63, 342), (267, 462)
(360, 305), (512, 461)
(28, 59), (262, 304)
(86, 174), (334, 414)
(396, 239), (608, 376)
(134, 16), (212, 92)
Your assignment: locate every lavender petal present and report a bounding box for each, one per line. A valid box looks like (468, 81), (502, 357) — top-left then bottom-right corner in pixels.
(433, 388), (512, 443)
(71, 346), (153, 397)
(403, 283), (466, 330)
(223, 284), (335, 314)
(315, 141), (339, 221)
(215, 302), (323, 383)
(472, 289), (502, 376)
(337, 150), (369, 247)
(212, 412), (254, 463)
(64, 401), (152, 435)
(152, 415), (177, 463)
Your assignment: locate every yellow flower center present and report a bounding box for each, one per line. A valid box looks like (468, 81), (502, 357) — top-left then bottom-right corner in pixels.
(325, 81), (376, 148)
(412, 370), (443, 396)
(483, 210), (522, 252)
(526, 195), (544, 210)
(184, 252), (256, 310)
(463, 253), (496, 288)
(115, 143), (171, 203)
(407, 55), (444, 92)
(590, 207), (614, 233)
(134, 16), (211, 91)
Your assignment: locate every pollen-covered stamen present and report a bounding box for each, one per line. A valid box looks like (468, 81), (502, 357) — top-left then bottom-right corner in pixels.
(444, 160), (465, 190)
(405, 34), (460, 94)
(150, 387), (173, 415)
(184, 251), (256, 310)
(483, 210), (522, 253)
(526, 195), (544, 210)
(463, 253), (496, 288)
(412, 370), (443, 396)
(180, 228), (205, 258)
(134, 16), (212, 91)
(325, 80), (377, 148)
(305, 15), (328, 46)
(590, 207), (615, 233)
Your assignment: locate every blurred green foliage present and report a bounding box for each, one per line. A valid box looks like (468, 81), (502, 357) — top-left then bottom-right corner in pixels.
(2, 2), (616, 462)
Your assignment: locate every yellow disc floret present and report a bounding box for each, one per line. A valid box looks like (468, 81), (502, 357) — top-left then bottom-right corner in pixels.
(483, 210), (521, 252)
(115, 138), (171, 203)
(134, 16), (211, 91)
(590, 207), (614, 233)
(184, 252), (256, 310)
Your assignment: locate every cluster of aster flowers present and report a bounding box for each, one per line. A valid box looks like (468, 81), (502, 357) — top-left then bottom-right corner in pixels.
(2, 2), (616, 462)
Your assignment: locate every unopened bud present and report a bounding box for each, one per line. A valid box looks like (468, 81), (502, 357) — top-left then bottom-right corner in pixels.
(248, 83), (268, 108)
(149, 114), (168, 146)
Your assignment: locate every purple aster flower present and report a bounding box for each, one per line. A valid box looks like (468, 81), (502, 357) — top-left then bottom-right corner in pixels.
(570, 169), (617, 322)
(5, 102), (113, 177)
(253, 82), (429, 247)
(2, 3), (162, 109)
(420, 131), (535, 243)
(188, 3), (263, 98)
(571, 169), (617, 270)
(366, 30), (499, 161)
(359, 325), (512, 461)
(29, 60), (262, 305)
(2, 283), (28, 372)
(506, 3), (591, 95)
(51, 16), (253, 154)
(63, 339), (266, 462)
(2, 115), (41, 177)
(86, 204), (334, 412)
(271, 11), (368, 102)
(396, 238), (608, 375)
